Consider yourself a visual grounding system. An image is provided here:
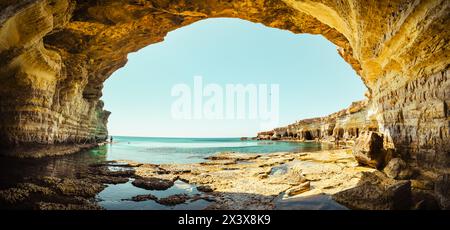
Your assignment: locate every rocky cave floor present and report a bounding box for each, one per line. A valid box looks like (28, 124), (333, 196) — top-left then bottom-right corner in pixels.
(0, 149), (441, 210)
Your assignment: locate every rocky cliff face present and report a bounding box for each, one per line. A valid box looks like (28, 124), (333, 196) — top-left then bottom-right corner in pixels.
(259, 100), (378, 142)
(0, 0), (448, 186)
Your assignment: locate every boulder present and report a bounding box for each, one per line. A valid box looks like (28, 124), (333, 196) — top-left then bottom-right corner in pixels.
(130, 194), (158, 202)
(132, 178), (174, 190)
(157, 194), (190, 206)
(383, 158), (413, 179)
(352, 131), (386, 169)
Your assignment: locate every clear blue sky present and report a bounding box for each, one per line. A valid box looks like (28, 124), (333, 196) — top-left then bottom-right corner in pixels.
(102, 18), (366, 138)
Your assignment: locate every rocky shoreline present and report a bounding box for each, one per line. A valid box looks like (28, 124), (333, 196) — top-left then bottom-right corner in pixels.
(0, 146), (442, 210)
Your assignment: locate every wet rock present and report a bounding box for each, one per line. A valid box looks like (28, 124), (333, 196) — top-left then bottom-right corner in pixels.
(132, 178), (174, 190)
(85, 163), (135, 185)
(202, 196), (216, 202)
(0, 187), (30, 204)
(102, 169), (135, 177)
(0, 183), (55, 204)
(197, 185), (214, 193)
(332, 171), (411, 210)
(352, 132), (386, 169)
(36, 201), (103, 210)
(285, 182), (311, 196)
(434, 173), (450, 209)
(42, 177), (106, 198)
(79, 164), (134, 185)
(57, 180), (104, 197)
(0, 179), (105, 210)
(88, 175), (129, 185)
(156, 194), (190, 206)
(191, 194), (216, 202)
(129, 194), (158, 202)
(383, 158), (413, 179)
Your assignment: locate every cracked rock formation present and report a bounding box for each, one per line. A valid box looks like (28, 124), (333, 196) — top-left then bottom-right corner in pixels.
(0, 0), (448, 197)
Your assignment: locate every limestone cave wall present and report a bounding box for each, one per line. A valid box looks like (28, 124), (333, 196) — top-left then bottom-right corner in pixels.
(0, 0), (448, 176)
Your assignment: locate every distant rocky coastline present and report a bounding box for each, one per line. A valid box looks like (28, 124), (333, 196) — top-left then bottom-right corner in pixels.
(256, 100), (375, 143)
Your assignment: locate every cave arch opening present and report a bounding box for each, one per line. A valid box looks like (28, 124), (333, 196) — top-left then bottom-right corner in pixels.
(303, 131), (313, 140)
(0, 0), (448, 210)
(101, 18), (367, 138)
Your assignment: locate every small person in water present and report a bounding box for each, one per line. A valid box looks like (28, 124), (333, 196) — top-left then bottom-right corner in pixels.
(110, 136), (113, 144)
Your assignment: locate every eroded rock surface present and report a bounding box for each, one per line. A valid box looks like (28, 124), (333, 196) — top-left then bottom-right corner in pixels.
(131, 150), (378, 209)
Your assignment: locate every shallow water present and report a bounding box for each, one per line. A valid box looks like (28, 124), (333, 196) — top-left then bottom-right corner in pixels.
(275, 194), (348, 210)
(97, 179), (211, 210)
(0, 149), (106, 188)
(0, 137), (335, 209)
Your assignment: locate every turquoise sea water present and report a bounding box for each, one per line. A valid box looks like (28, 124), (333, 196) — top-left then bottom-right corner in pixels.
(104, 136), (333, 164)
